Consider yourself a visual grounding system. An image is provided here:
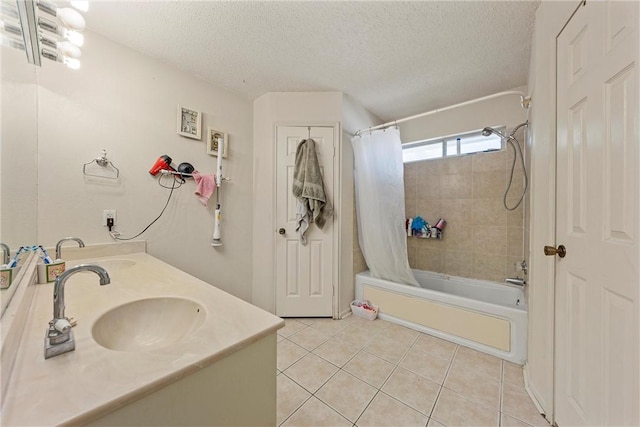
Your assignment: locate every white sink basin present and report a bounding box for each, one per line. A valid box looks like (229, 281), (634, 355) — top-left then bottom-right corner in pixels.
(92, 297), (205, 352)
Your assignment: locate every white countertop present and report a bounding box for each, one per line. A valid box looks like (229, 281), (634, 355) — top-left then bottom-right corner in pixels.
(1, 251), (283, 426)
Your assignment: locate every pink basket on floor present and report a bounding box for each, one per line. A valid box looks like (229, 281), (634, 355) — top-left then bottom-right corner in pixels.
(350, 300), (378, 320)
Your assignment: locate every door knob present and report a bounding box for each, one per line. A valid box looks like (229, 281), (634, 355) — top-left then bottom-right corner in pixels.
(278, 228), (286, 235)
(544, 245), (566, 258)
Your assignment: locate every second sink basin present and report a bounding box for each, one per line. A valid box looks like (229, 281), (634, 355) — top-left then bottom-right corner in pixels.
(92, 297), (205, 352)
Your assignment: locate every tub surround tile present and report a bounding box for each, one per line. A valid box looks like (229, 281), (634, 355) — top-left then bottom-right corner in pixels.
(284, 353), (339, 393)
(506, 198), (525, 226)
(281, 396), (351, 427)
(444, 363), (501, 409)
(472, 253), (508, 283)
(441, 154), (472, 175)
(415, 246), (444, 273)
(440, 173), (473, 199)
(315, 370), (377, 423)
(432, 388), (500, 427)
(417, 173), (441, 200)
(472, 170), (507, 198)
(472, 150), (508, 172)
(356, 392), (429, 427)
(472, 226), (507, 255)
(442, 250), (475, 278)
(507, 226), (525, 255)
(277, 374), (312, 425)
(439, 198), (473, 224)
(343, 351), (395, 388)
(381, 367), (441, 415)
(472, 198), (507, 226)
(416, 199), (442, 222)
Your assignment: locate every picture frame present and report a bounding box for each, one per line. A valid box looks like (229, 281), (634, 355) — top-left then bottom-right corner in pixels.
(177, 105), (202, 140)
(207, 128), (229, 158)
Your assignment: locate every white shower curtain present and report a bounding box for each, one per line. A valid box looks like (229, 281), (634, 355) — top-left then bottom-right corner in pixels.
(351, 128), (418, 287)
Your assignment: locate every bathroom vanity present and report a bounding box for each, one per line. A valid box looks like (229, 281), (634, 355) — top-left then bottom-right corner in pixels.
(0, 242), (283, 426)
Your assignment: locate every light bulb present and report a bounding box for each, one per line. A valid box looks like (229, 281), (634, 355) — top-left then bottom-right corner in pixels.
(62, 28), (84, 46)
(63, 56), (80, 69)
(58, 41), (81, 58)
(70, 0), (89, 12)
(56, 8), (85, 31)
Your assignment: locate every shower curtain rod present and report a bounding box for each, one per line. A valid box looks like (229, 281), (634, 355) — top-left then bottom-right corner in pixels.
(355, 90), (529, 136)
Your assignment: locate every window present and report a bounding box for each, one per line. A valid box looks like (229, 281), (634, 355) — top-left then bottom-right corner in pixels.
(401, 127), (505, 163)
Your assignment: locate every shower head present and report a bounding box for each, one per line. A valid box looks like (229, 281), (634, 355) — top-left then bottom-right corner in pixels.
(481, 127), (504, 138)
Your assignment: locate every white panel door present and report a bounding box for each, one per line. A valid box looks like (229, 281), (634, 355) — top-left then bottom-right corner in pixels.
(275, 126), (334, 317)
(555, 1), (639, 425)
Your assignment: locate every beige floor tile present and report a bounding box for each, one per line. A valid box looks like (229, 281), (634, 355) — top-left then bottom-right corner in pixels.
(277, 334), (285, 343)
(381, 367), (440, 415)
(454, 346), (502, 379)
(444, 363), (501, 409)
(412, 333), (457, 361)
(277, 374), (312, 425)
(503, 361), (525, 388)
(427, 419), (445, 426)
(282, 396), (351, 427)
(279, 319), (308, 337)
(343, 351), (395, 388)
(356, 392), (429, 427)
(316, 370), (377, 422)
(400, 347), (451, 385)
(293, 318), (318, 326)
(335, 324), (376, 349)
(501, 413), (536, 427)
(364, 333), (411, 364)
(502, 383), (549, 427)
(381, 322), (420, 346)
(313, 336), (361, 367)
(277, 339), (309, 371)
(310, 318), (348, 336)
(284, 353), (339, 393)
(431, 388), (499, 427)
(288, 326), (330, 351)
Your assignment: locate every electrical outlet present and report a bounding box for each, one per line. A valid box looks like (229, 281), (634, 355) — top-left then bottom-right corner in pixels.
(103, 210), (116, 226)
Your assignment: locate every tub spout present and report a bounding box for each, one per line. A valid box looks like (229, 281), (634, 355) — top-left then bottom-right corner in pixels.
(505, 277), (526, 287)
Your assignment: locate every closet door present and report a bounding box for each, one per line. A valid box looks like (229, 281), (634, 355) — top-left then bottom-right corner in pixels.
(275, 126), (335, 317)
(555, 1), (639, 425)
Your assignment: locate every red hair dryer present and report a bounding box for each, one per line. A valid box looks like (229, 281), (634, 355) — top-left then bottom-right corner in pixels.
(149, 155), (175, 176)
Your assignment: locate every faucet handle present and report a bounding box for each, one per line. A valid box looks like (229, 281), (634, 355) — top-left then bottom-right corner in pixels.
(54, 318), (72, 333)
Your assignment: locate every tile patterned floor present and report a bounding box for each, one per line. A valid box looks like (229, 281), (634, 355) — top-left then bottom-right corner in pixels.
(277, 316), (549, 427)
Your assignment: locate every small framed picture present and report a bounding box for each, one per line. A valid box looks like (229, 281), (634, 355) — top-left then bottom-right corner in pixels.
(207, 128), (229, 158)
(177, 106), (202, 140)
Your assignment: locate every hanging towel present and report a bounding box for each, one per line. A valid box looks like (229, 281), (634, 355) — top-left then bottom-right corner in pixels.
(192, 171), (216, 206)
(292, 138), (332, 244)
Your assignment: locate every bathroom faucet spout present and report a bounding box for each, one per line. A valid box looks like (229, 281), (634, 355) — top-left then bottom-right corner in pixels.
(55, 237), (85, 260)
(45, 264), (110, 359)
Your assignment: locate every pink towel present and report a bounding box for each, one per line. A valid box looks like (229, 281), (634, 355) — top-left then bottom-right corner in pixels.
(192, 171), (216, 206)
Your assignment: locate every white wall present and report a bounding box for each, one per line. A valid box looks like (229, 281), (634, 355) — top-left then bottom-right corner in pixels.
(251, 92), (345, 313)
(525, 1), (581, 419)
(33, 32), (254, 300)
(1, 47), (39, 248)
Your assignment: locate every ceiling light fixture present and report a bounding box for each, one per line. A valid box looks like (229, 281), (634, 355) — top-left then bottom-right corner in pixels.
(1, 0), (88, 69)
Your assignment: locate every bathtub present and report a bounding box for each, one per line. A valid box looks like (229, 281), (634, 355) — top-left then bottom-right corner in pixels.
(355, 269), (527, 364)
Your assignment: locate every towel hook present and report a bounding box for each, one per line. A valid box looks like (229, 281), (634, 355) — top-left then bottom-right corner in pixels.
(307, 126), (311, 139)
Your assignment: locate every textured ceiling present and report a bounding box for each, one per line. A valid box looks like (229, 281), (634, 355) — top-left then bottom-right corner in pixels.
(87, 1), (540, 121)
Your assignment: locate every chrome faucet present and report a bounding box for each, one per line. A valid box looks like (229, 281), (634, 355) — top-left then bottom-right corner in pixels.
(55, 237), (85, 260)
(44, 264), (110, 359)
(0, 243), (9, 265)
(505, 277), (526, 287)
